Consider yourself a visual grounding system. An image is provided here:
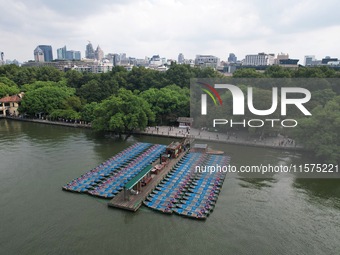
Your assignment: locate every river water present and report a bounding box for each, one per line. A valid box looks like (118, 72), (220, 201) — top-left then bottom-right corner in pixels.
(0, 119), (339, 255)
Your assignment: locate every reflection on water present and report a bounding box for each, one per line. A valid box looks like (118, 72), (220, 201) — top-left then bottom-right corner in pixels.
(238, 178), (278, 189)
(0, 119), (340, 255)
(294, 178), (340, 209)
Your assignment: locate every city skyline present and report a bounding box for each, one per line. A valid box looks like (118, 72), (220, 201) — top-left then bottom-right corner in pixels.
(0, 0), (339, 62)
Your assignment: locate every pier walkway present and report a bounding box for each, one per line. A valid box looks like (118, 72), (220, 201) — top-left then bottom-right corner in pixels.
(108, 151), (187, 211)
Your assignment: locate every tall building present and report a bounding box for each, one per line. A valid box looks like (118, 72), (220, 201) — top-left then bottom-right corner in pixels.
(243, 53), (275, 66)
(85, 42), (95, 59)
(66, 50), (81, 60)
(34, 46), (45, 62)
(178, 53), (185, 64)
(195, 55), (220, 69)
(113, 54), (120, 66)
(120, 53), (127, 61)
(0, 51), (4, 65)
(37, 45), (53, 62)
(274, 53), (289, 65)
(228, 53), (237, 63)
(73, 51), (81, 60)
(304, 55), (315, 66)
(149, 55), (162, 66)
(57, 46), (67, 60)
(95, 45), (104, 61)
(57, 46), (81, 60)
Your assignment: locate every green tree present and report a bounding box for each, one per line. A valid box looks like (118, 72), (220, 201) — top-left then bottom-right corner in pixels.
(92, 89), (154, 136)
(141, 85), (189, 124)
(293, 96), (340, 163)
(81, 102), (98, 122)
(19, 86), (74, 116)
(77, 79), (112, 103)
(0, 83), (20, 98)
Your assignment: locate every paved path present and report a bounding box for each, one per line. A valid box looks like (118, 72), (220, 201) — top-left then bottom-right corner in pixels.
(135, 126), (306, 151)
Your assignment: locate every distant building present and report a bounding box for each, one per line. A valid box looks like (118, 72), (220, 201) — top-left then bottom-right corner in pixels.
(195, 55), (220, 69)
(304, 55), (315, 66)
(120, 53), (127, 61)
(66, 50), (81, 60)
(149, 55), (162, 66)
(34, 46), (45, 62)
(0, 51), (4, 66)
(321, 56), (338, 65)
(57, 46), (81, 61)
(243, 53), (275, 66)
(135, 58), (149, 67)
(178, 53), (185, 64)
(57, 46), (67, 60)
(227, 53), (237, 63)
(95, 45), (104, 61)
(37, 45), (53, 62)
(85, 42), (95, 59)
(5, 59), (19, 66)
(274, 53), (289, 65)
(279, 59), (299, 69)
(113, 54), (120, 66)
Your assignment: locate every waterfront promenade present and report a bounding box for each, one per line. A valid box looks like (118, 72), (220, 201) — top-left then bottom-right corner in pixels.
(2, 116), (306, 151)
(134, 126), (306, 151)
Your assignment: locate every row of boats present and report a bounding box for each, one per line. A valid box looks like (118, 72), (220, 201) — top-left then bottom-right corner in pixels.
(63, 142), (230, 220)
(144, 152), (230, 220)
(62, 142), (166, 198)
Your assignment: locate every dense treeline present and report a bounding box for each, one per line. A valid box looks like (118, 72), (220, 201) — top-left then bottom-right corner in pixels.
(0, 63), (216, 129)
(0, 64), (339, 163)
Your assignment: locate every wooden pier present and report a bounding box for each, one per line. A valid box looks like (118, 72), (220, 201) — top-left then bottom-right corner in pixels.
(108, 151), (187, 211)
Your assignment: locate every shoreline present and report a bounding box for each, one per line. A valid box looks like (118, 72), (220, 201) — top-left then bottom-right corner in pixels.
(3, 116), (91, 129)
(2, 117), (309, 152)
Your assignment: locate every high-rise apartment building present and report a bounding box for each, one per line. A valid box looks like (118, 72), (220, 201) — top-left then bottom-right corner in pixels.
(66, 50), (81, 60)
(37, 45), (53, 62)
(57, 46), (67, 60)
(34, 46), (45, 62)
(178, 53), (185, 64)
(85, 42), (95, 59)
(0, 51), (4, 65)
(95, 45), (104, 61)
(228, 53), (237, 63)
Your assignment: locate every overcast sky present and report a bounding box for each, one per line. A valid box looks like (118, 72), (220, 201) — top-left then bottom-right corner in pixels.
(0, 0), (339, 63)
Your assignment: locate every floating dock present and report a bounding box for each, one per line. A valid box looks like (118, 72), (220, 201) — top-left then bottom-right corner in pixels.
(108, 151), (187, 211)
(62, 139), (230, 220)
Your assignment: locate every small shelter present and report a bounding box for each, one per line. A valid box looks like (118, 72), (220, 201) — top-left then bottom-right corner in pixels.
(177, 117), (193, 128)
(124, 165), (153, 200)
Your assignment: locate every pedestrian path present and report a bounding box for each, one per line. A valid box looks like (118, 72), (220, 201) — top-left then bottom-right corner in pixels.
(135, 126), (306, 151)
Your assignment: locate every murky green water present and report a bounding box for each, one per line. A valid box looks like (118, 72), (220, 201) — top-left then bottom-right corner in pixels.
(0, 119), (339, 255)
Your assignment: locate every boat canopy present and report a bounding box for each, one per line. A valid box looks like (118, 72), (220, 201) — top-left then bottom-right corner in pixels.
(124, 165), (153, 190)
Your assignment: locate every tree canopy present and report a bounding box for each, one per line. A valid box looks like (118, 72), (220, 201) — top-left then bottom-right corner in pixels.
(91, 89), (154, 135)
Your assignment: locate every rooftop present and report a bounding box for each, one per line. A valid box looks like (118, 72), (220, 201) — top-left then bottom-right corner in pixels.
(0, 95), (22, 103)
